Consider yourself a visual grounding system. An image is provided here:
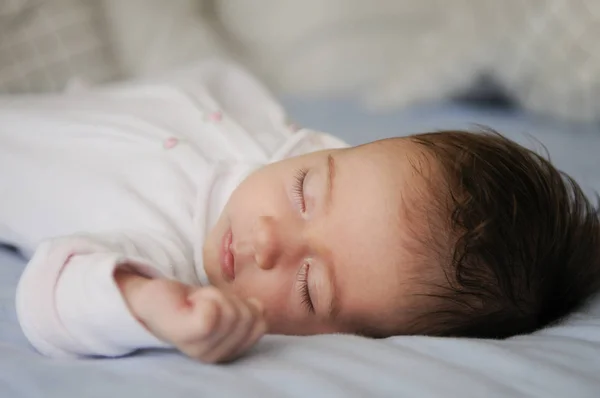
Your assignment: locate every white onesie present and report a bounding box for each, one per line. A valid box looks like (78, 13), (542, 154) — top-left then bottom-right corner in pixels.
(0, 60), (347, 358)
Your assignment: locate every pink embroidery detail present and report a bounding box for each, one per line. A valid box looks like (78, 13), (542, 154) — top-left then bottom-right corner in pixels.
(163, 137), (179, 149)
(209, 111), (222, 122)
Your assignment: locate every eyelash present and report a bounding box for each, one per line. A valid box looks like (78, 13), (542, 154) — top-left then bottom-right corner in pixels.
(293, 170), (313, 313)
(293, 168), (308, 212)
(298, 263), (315, 314)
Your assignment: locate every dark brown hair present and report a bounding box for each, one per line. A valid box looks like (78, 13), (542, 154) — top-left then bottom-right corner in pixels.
(407, 129), (600, 339)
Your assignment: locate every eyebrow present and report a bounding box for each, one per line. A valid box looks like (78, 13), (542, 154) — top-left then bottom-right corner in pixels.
(325, 154), (336, 214)
(323, 153), (340, 319)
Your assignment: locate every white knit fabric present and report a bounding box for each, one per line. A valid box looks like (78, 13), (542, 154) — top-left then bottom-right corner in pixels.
(0, 0), (120, 93)
(216, 0), (600, 123)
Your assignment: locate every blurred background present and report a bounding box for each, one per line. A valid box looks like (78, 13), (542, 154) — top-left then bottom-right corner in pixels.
(1, 0), (599, 134)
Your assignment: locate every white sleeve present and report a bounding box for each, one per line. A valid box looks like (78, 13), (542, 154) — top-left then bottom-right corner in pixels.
(172, 59), (294, 150)
(137, 58), (350, 156)
(91, 58), (350, 161)
(177, 60), (350, 159)
(186, 60), (351, 161)
(15, 230), (191, 358)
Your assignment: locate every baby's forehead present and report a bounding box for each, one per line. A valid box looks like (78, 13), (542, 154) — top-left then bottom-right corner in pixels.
(347, 138), (442, 201)
(358, 137), (437, 169)
(330, 140), (447, 330)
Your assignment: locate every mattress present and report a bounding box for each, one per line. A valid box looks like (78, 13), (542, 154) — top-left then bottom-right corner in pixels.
(1, 98), (600, 397)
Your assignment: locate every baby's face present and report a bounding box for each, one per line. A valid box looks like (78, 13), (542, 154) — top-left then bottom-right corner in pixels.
(203, 138), (430, 335)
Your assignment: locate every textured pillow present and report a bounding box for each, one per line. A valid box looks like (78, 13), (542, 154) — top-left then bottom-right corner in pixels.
(0, 0), (120, 94)
(217, 0), (600, 124)
(102, 0), (231, 79)
(492, 0), (600, 124)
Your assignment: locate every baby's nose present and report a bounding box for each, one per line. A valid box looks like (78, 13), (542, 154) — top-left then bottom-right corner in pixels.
(253, 216), (281, 270)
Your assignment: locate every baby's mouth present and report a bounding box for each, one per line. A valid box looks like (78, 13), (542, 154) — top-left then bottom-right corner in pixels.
(220, 228), (235, 281)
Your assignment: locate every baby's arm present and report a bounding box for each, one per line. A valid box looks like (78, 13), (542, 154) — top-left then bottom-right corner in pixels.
(16, 231), (265, 362)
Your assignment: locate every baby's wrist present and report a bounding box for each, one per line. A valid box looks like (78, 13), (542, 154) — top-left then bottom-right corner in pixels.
(114, 268), (152, 324)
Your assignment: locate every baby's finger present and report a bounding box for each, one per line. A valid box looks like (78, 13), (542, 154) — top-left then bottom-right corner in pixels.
(174, 288), (237, 360)
(206, 298), (265, 363)
(181, 288), (243, 359)
(199, 295), (254, 363)
(228, 299), (266, 359)
(228, 317), (268, 362)
(199, 287), (242, 336)
(171, 293), (221, 343)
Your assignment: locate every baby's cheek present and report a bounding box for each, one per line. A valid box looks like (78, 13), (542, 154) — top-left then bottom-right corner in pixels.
(233, 184), (261, 211)
(235, 285), (289, 329)
(262, 306), (294, 334)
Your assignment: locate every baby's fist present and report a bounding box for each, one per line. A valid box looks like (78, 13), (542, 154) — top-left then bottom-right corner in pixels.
(166, 286), (267, 363)
(116, 272), (267, 363)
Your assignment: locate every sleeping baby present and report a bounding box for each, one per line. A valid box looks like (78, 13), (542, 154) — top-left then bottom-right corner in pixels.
(2, 60), (599, 363)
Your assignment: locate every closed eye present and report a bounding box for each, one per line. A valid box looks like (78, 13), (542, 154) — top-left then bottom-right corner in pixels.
(293, 168), (308, 212)
(298, 263), (315, 313)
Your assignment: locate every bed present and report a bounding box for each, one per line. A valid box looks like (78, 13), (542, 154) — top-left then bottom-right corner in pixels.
(2, 98), (600, 397)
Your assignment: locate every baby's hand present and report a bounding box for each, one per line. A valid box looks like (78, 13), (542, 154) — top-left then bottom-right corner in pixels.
(115, 270), (267, 363)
